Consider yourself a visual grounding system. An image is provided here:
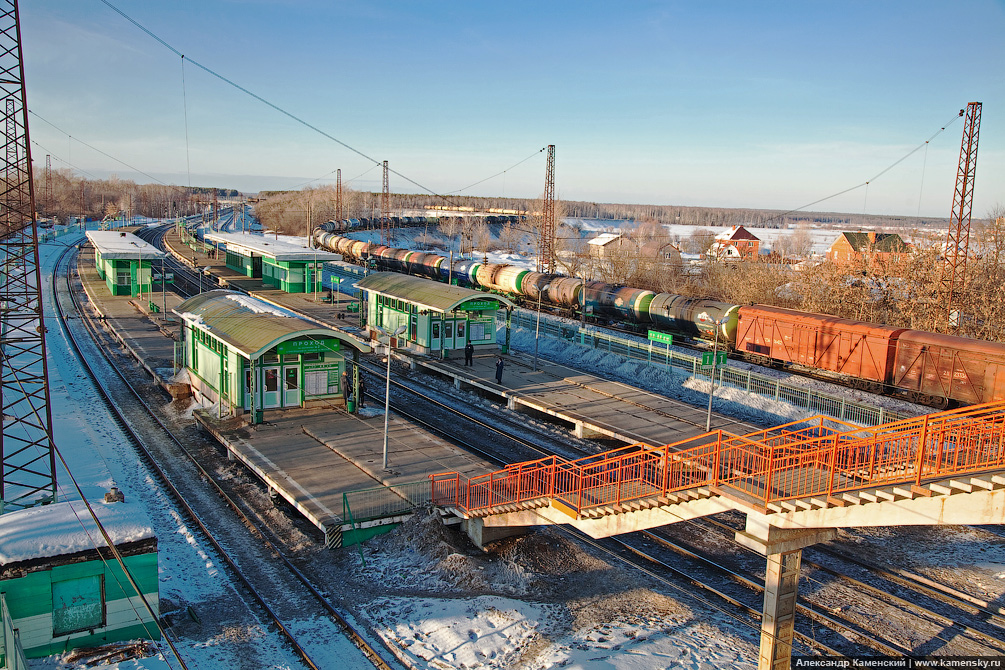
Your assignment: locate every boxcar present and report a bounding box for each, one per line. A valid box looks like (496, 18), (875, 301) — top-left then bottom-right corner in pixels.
(736, 305), (904, 388)
(892, 330), (1005, 406)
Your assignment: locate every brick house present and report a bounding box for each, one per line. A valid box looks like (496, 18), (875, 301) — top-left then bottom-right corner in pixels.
(710, 225), (760, 259)
(827, 231), (911, 264)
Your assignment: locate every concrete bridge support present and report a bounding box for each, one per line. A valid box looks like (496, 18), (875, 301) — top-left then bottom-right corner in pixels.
(735, 513), (836, 670)
(759, 549), (801, 670)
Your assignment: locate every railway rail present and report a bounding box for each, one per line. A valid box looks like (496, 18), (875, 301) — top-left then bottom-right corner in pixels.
(54, 241), (403, 670)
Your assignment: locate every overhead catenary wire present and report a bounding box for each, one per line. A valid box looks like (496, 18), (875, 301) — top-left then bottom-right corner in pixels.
(96, 0), (542, 210)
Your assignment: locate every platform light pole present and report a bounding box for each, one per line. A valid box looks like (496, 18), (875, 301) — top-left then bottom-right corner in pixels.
(382, 324), (407, 470)
(706, 319), (723, 433)
(533, 284), (551, 372)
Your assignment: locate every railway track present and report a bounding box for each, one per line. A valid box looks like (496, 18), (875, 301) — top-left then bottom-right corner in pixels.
(126, 222), (1004, 663)
(53, 241), (404, 670)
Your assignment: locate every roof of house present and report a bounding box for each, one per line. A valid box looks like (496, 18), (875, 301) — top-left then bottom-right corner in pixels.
(715, 225), (760, 242)
(205, 232), (341, 262)
(587, 232), (623, 247)
(355, 272), (515, 313)
(833, 232), (910, 253)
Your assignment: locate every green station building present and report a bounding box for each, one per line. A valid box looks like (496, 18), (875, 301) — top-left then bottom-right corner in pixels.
(86, 230), (168, 298)
(205, 231), (340, 294)
(355, 273), (515, 357)
(173, 290), (371, 423)
(0, 499), (159, 663)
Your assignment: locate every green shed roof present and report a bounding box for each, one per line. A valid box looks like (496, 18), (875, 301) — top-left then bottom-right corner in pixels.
(355, 272), (515, 313)
(173, 290), (370, 359)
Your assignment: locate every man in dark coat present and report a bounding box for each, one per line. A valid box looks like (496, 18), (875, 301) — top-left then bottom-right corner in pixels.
(341, 370), (352, 406)
(495, 356), (504, 384)
(464, 342), (474, 366)
(357, 373), (366, 408)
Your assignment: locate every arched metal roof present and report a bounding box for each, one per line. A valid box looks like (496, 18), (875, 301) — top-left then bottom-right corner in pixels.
(173, 289), (370, 359)
(355, 272), (515, 313)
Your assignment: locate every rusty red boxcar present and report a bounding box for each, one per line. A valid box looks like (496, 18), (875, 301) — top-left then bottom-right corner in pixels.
(892, 330), (1005, 406)
(736, 305), (906, 389)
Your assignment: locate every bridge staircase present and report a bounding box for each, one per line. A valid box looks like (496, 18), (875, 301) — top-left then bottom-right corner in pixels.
(431, 401), (1005, 670)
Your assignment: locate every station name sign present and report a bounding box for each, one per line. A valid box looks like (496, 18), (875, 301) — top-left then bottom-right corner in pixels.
(278, 338), (340, 354)
(647, 330), (673, 346)
(464, 300), (498, 311)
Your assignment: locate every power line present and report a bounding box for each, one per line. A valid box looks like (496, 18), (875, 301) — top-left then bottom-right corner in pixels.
(763, 110), (963, 225)
(447, 147), (546, 194)
(96, 0), (541, 207)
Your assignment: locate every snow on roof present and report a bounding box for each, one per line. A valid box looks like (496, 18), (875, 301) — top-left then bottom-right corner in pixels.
(223, 292), (301, 318)
(205, 231), (341, 262)
(0, 499), (155, 566)
(86, 231), (166, 259)
(587, 232), (622, 246)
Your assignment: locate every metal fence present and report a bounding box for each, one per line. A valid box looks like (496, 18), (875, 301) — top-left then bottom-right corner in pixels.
(1, 594), (27, 670)
(503, 309), (913, 427)
(342, 480), (430, 525)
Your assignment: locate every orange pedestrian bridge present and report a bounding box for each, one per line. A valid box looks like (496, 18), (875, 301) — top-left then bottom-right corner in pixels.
(431, 401), (1005, 670)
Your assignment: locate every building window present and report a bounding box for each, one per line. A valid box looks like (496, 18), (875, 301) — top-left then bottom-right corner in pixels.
(52, 574), (104, 636)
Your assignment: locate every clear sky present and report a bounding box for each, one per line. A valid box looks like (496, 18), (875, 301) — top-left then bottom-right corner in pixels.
(21, 0), (1005, 217)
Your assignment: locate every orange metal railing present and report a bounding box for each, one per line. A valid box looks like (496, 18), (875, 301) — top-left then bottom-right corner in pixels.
(430, 401), (1005, 518)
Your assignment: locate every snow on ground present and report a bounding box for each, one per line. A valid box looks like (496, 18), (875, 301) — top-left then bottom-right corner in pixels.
(353, 511), (759, 670)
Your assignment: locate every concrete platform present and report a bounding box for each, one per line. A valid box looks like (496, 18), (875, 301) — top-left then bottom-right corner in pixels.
(77, 234), (496, 547)
(418, 353), (762, 448)
(193, 405), (493, 547)
(76, 239), (190, 398)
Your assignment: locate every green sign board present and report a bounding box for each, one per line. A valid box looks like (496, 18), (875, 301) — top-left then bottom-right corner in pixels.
(277, 337), (340, 355)
(648, 330), (673, 346)
(464, 300), (498, 311)
(701, 351), (728, 367)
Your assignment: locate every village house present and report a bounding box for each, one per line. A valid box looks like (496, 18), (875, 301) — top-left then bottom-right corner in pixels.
(710, 225), (760, 259)
(827, 231), (911, 264)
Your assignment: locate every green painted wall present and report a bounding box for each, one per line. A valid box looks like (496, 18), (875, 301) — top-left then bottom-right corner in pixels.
(1, 551), (159, 658)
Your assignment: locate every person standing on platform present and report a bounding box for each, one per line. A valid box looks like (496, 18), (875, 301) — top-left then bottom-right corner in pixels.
(341, 370), (352, 407)
(464, 342), (474, 366)
(495, 356), (504, 384)
(357, 374), (367, 408)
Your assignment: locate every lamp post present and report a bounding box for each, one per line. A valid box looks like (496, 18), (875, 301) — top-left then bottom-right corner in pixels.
(706, 319), (722, 432)
(533, 284), (551, 371)
(382, 324), (407, 469)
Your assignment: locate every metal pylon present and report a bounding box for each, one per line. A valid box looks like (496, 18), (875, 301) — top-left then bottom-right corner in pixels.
(0, 0), (57, 512)
(540, 145), (556, 273)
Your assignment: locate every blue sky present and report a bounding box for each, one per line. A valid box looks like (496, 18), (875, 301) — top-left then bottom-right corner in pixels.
(21, 1), (1005, 217)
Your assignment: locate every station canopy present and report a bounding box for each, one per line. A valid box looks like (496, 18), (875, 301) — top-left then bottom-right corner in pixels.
(355, 272), (515, 313)
(205, 232), (341, 262)
(173, 289), (370, 358)
(85, 230), (166, 259)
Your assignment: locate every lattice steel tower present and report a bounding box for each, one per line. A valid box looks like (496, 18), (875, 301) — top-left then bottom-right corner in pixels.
(381, 160), (390, 245)
(939, 102), (981, 331)
(539, 145), (556, 273)
(335, 168), (343, 223)
(0, 0), (57, 513)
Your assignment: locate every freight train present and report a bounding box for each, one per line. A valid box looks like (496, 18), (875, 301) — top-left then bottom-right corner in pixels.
(313, 230), (1005, 408)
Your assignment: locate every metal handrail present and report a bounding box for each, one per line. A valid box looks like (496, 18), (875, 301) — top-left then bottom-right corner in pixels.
(431, 401), (1005, 516)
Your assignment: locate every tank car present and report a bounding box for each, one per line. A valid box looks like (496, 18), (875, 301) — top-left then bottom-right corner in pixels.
(519, 272), (562, 302)
(547, 276), (584, 308)
(479, 265), (528, 294)
(599, 286), (656, 322)
(649, 295), (739, 343)
(449, 260), (482, 286)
